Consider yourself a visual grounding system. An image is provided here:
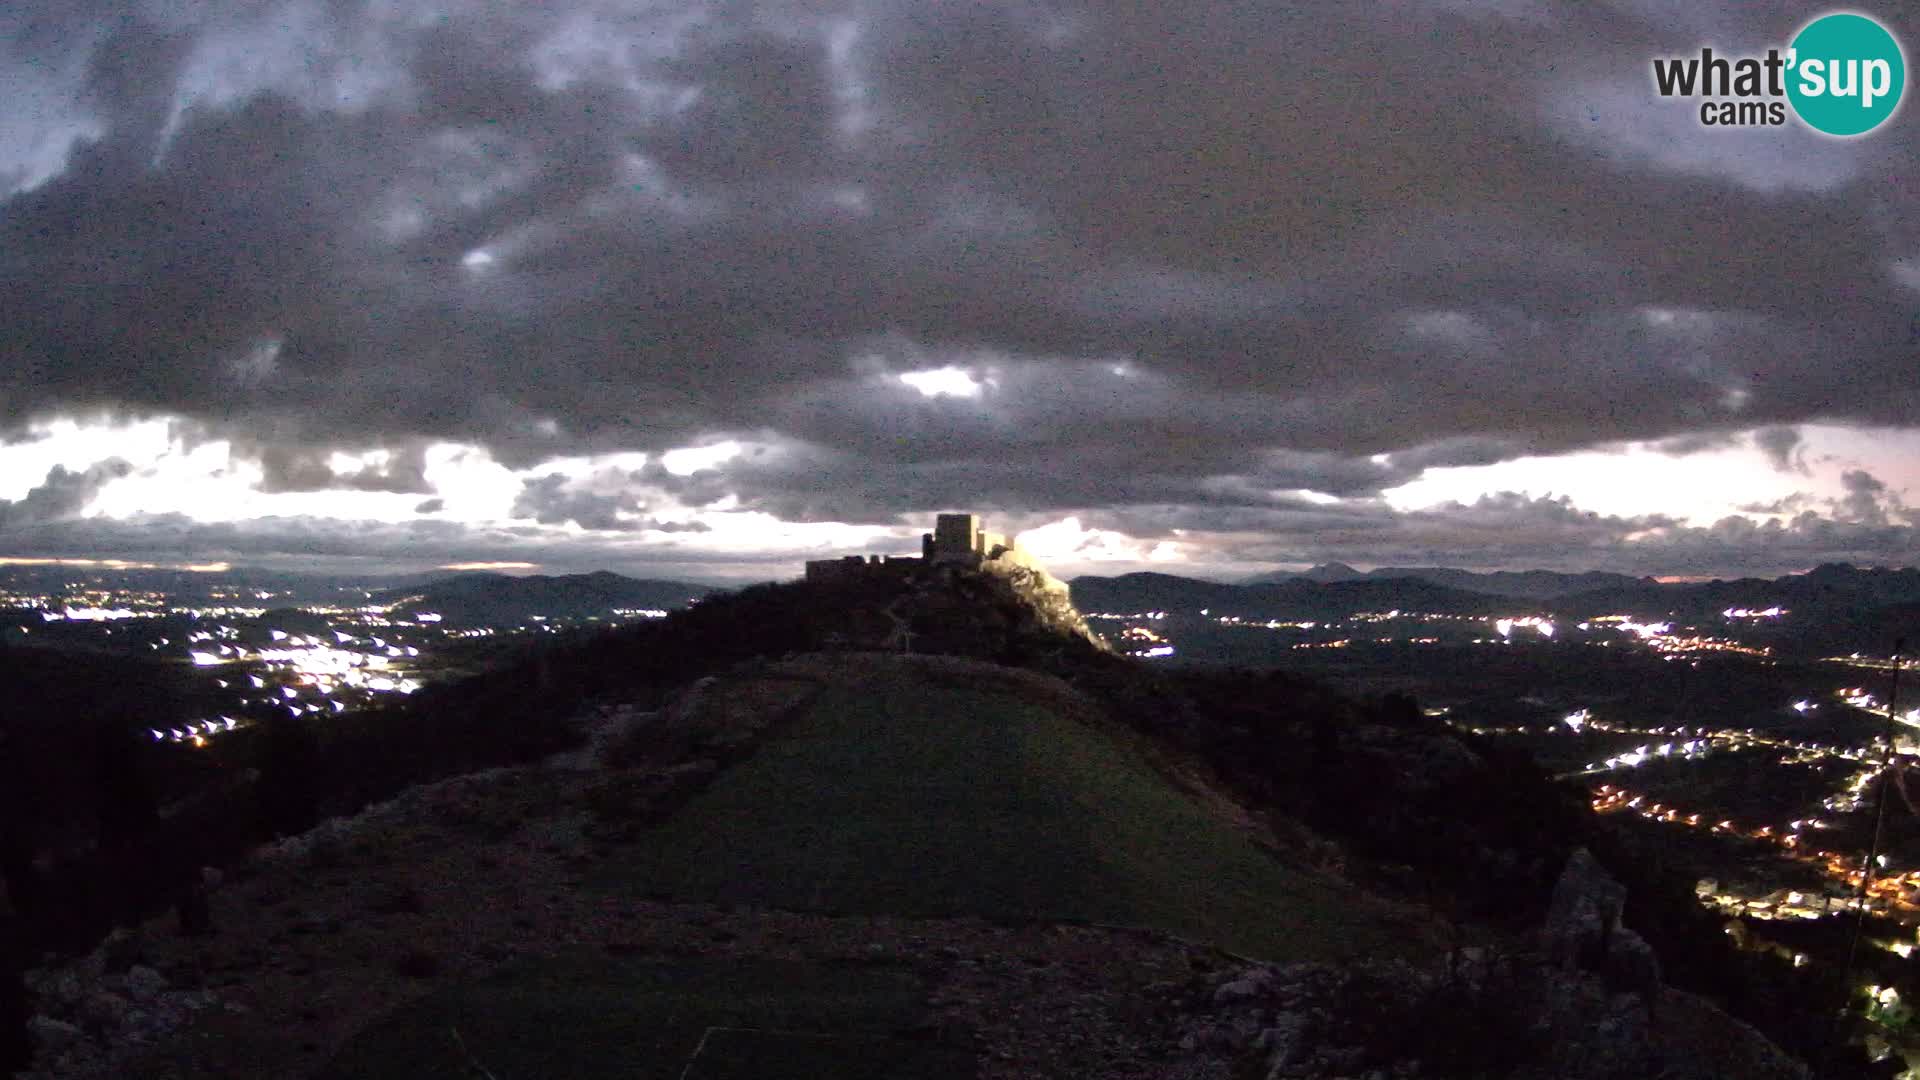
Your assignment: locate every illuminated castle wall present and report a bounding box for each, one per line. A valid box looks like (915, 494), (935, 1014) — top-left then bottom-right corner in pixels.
(804, 514), (1050, 582)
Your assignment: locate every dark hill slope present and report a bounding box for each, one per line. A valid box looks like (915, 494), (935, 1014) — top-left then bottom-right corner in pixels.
(375, 571), (716, 625)
(593, 653), (1412, 962)
(1248, 565), (1651, 600)
(1070, 571), (1508, 618)
(0, 645), (220, 894)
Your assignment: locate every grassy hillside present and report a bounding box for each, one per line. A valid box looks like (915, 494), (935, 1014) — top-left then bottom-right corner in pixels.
(593, 657), (1407, 962)
(306, 655), (1414, 1080)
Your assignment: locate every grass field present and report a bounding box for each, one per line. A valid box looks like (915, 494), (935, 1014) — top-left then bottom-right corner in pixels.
(592, 660), (1402, 962)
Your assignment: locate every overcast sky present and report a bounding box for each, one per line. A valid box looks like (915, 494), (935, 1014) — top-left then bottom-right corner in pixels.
(2, 1), (1917, 582)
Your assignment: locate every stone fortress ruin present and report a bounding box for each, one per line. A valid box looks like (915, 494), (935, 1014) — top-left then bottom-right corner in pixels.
(805, 513), (1058, 584)
(803, 513), (1097, 648)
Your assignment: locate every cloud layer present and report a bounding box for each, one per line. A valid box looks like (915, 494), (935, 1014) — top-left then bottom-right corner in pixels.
(1, 1), (1917, 575)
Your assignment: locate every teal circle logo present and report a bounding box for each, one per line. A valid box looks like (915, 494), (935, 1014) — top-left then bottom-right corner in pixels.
(1786, 13), (1906, 136)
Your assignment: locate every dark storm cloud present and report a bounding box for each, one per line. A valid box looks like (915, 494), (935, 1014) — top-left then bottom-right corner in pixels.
(0, 509), (773, 580)
(512, 471), (647, 531)
(510, 468), (715, 532)
(1737, 493), (1816, 516)
(250, 441), (433, 494)
(0, 1), (1917, 567)
(0, 460), (131, 529)
(1753, 427), (1807, 474)
(1651, 431), (1740, 457)
(0, 477), (1911, 581)
(1835, 469), (1905, 527)
(1645, 511), (1920, 577)
(1082, 491), (1920, 579)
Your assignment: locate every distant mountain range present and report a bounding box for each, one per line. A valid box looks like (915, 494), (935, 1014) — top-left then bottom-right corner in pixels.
(1551, 564), (1920, 652)
(1551, 563), (1920, 614)
(376, 571), (718, 625)
(1071, 564), (1920, 649)
(1069, 571), (1512, 620)
(1244, 563), (1654, 600)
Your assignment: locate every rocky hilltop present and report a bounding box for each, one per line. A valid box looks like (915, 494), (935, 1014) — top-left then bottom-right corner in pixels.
(803, 512), (1104, 649)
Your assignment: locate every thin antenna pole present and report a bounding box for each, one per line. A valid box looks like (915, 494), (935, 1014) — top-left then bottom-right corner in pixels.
(1834, 638), (1905, 1071)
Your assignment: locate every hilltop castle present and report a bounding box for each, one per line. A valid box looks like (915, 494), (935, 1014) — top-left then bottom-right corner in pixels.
(804, 513), (1051, 583)
(802, 513), (1097, 648)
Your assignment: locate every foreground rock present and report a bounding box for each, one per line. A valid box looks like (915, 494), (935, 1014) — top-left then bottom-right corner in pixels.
(1159, 849), (1810, 1080)
(1543, 847), (1661, 997)
(1169, 950), (1808, 1080)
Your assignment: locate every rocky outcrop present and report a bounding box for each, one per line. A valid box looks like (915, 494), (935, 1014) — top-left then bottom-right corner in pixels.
(544, 701), (660, 771)
(1167, 950), (1809, 1080)
(1165, 855), (1801, 1080)
(1543, 848), (1661, 997)
(18, 930), (224, 1079)
(977, 553), (1103, 648)
(1156, 852), (1806, 1079)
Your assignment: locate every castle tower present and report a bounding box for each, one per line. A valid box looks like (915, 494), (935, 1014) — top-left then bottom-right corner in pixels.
(931, 513), (984, 566)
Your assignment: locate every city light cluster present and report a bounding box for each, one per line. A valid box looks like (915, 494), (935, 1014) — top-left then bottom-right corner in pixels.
(1494, 616), (1555, 639)
(41, 606), (148, 621)
(1116, 624), (1176, 659)
(1213, 615), (1319, 629)
(1593, 780), (1904, 918)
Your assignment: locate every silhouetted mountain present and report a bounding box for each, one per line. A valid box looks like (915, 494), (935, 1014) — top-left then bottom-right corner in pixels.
(1553, 564), (1920, 618)
(1245, 562), (1364, 584)
(1538, 564), (1920, 656)
(1066, 572), (1260, 614)
(376, 571), (718, 626)
(1796, 563), (1920, 603)
(1248, 565), (1652, 600)
(1071, 571), (1511, 618)
(1786, 599), (1920, 656)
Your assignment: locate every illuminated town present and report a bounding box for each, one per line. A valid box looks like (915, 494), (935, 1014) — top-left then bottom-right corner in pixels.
(1074, 583), (1920, 1070)
(1, 570), (677, 749)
